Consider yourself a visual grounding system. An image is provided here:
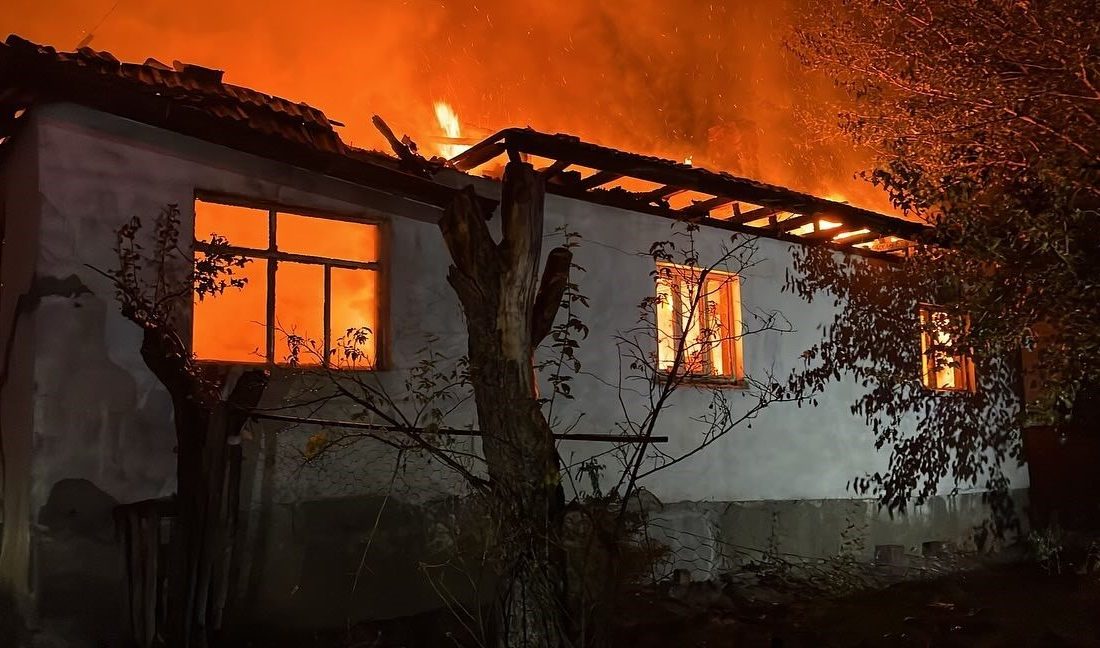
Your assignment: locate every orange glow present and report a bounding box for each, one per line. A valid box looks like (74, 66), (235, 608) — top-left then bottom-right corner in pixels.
(274, 262), (325, 364)
(835, 228), (871, 240)
(194, 200), (268, 248)
(919, 307), (974, 391)
(655, 263), (743, 380)
(330, 268), (379, 367)
(191, 199), (379, 366)
(192, 256), (268, 362)
(278, 213), (379, 262)
(3, 1), (901, 215)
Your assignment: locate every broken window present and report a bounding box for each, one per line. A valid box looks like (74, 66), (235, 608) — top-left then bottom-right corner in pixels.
(655, 263), (743, 381)
(192, 199), (381, 367)
(919, 305), (974, 392)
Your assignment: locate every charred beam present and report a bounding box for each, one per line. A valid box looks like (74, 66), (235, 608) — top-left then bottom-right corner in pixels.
(469, 128), (927, 240)
(731, 206), (779, 225)
(371, 115), (432, 176)
(638, 184), (686, 204)
(776, 213), (819, 232)
(681, 195), (736, 215)
(450, 140), (507, 170)
(802, 225), (856, 242)
(539, 159), (572, 181)
(544, 181), (905, 262)
(574, 170), (622, 190)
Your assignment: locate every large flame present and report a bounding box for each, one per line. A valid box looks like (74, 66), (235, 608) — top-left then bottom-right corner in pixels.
(433, 101), (471, 159)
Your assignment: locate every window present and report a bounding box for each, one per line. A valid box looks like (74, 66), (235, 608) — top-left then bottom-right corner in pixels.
(192, 199), (381, 367)
(919, 306), (974, 391)
(655, 263), (743, 381)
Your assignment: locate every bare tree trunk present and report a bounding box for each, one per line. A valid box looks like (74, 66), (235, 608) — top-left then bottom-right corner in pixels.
(439, 160), (573, 647)
(139, 329), (267, 648)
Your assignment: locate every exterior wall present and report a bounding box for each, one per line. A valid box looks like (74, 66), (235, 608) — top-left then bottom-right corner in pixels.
(6, 103), (1030, 640)
(19, 103), (469, 643)
(0, 115), (42, 616)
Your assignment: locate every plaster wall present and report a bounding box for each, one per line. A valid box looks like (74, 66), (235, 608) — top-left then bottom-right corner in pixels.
(0, 116), (41, 611)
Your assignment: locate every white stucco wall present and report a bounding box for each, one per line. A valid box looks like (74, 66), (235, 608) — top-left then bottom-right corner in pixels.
(19, 102), (1028, 518)
(0, 112), (42, 602)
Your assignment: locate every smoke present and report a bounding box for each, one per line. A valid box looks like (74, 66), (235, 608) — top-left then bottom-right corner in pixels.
(4, 0), (890, 211)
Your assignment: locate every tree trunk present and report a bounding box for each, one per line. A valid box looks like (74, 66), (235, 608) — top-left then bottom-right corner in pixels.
(439, 160), (573, 647)
(139, 329), (267, 648)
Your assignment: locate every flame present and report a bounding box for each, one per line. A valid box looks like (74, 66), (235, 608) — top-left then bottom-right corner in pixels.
(433, 101), (471, 160)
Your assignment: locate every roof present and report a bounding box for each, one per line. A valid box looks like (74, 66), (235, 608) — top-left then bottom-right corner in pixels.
(451, 129), (927, 258)
(0, 35), (922, 257)
(0, 35), (467, 210)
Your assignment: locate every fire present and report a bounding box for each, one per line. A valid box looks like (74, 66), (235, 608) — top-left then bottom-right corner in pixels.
(433, 101), (471, 160)
(6, 1), (904, 215)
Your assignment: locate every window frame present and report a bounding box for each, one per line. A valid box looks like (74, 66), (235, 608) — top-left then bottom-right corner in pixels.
(191, 191), (388, 369)
(654, 262), (745, 386)
(917, 303), (975, 393)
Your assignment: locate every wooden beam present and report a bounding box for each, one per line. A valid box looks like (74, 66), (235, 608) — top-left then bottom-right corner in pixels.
(490, 128), (927, 239)
(575, 170), (622, 190)
(680, 195), (736, 215)
(539, 159), (572, 180)
(541, 181), (906, 262)
(802, 225), (857, 242)
(638, 184), (686, 204)
(450, 140), (507, 170)
(731, 206), (779, 225)
(776, 213), (818, 232)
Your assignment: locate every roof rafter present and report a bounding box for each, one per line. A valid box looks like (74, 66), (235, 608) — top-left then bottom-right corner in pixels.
(448, 128), (925, 256)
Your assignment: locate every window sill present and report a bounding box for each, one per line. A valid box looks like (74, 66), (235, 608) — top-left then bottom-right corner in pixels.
(658, 372), (749, 390)
(193, 359), (382, 374)
(922, 385), (976, 395)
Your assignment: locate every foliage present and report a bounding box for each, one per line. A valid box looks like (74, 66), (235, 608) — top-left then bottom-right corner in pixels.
(788, 0), (1100, 515)
(93, 204), (253, 403)
(1027, 525), (1064, 575)
(784, 247), (1022, 516)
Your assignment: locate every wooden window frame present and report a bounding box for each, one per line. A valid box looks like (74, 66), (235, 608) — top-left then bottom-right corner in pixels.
(918, 304), (975, 393)
(191, 192), (387, 369)
(655, 262), (745, 386)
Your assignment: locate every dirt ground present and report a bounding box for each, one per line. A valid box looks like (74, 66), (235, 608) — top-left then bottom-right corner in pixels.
(616, 564), (1100, 647)
(246, 556), (1100, 647)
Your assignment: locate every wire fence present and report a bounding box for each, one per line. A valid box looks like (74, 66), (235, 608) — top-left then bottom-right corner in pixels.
(238, 419), (985, 620)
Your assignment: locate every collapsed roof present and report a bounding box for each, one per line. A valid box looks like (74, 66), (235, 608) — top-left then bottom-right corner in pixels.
(0, 35), (925, 258)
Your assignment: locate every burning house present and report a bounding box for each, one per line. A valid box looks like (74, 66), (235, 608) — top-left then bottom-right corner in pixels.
(0, 36), (1028, 645)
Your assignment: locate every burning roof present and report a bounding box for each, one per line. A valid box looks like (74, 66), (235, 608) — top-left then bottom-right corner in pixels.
(0, 35), (462, 209)
(0, 35), (924, 256)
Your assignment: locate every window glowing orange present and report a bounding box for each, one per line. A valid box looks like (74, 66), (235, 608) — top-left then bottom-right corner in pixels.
(192, 254), (268, 362)
(655, 263), (743, 380)
(192, 199), (381, 367)
(919, 306), (974, 391)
